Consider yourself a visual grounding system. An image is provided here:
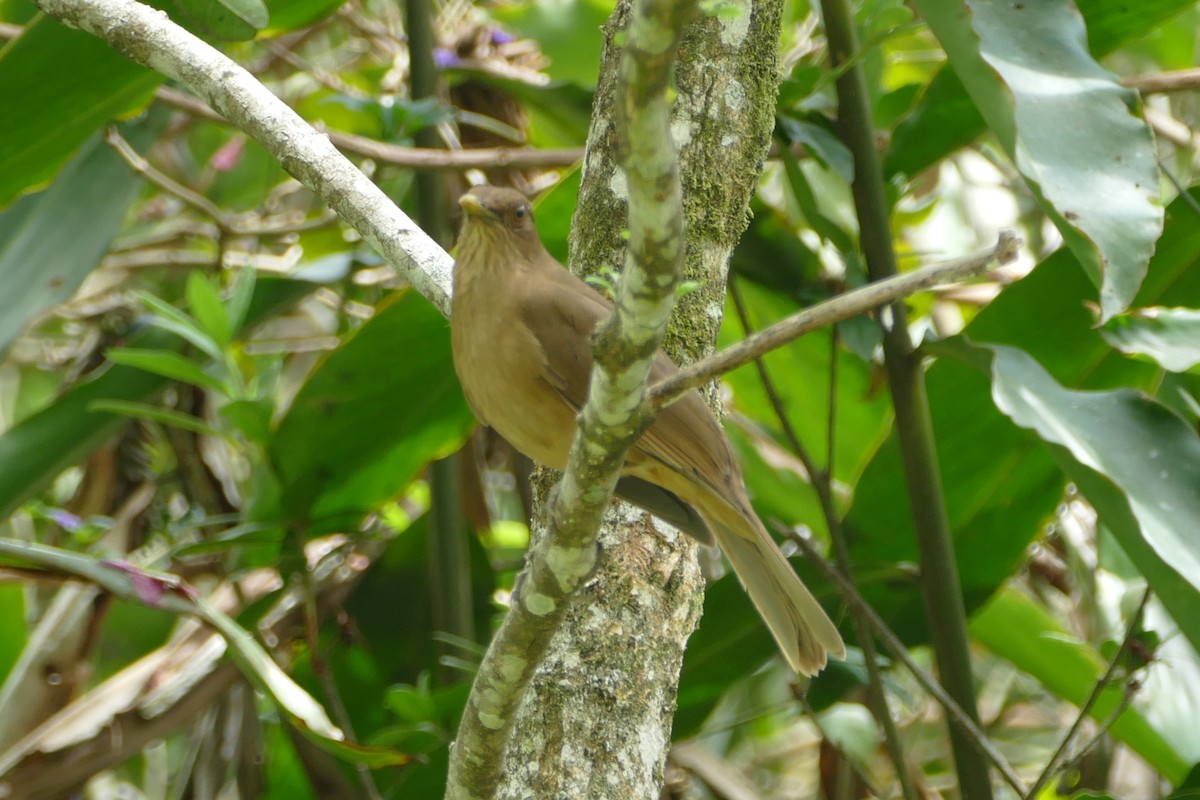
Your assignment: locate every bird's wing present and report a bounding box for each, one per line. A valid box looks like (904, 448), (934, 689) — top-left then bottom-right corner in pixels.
(518, 263), (610, 410)
(519, 257), (744, 512)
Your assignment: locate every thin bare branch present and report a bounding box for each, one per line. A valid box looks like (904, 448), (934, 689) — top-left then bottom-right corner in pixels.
(1024, 586), (1153, 800)
(105, 127), (231, 229)
(1123, 68), (1200, 94)
(651, 231), (1019, 410)
(153, 86), (584, 172)
(786, 531), (1027, 795)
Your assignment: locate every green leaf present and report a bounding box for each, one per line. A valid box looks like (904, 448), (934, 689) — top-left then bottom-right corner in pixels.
(973, 0), (1161, 319)
(190, 595), (350, 743)
(89, 400), (223, 438)
(0, 15), (160, 206)
(106, 348), (229, 395)
(0, 276), (319, 522)
(221, 398), (273, 445)
(845, 188), (1200, 645)
(271, 291), (474, 534)
(0, 584), (24, 687)
(186, 270), (234, 348)
(911, 0), (1161, 320)
(971, 588), (1191, 782)
(0, 123), (154, 356)
(133, 290), (223, 360)
(1100, 307), (1200, 373)
(170, 0), (268, 41)
(989, 345), (1200, 655)
(225, 268), (257, 335)
(888, 0), (1193, 181)
(261, 0), (346, 33)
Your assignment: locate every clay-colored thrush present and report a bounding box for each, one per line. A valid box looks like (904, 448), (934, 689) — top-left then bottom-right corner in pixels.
(451, 185), (845, 675)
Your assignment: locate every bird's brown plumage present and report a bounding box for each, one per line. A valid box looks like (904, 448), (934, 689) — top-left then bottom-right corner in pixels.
(451, 185), (845, 675)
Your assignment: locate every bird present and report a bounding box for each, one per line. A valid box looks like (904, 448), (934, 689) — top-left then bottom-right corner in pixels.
(450, 185), (845, 675)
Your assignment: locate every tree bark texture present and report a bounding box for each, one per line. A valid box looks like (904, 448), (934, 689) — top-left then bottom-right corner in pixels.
(495, 1), (784, 797)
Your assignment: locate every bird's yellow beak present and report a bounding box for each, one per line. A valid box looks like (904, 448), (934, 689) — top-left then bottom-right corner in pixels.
(459, 193), (493, 220)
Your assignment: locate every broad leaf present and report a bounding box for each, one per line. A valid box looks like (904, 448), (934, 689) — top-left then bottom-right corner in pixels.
(910, 0), (1160, 320)
(0, 124), (154, 356)
(989, 345), (1200, 655)
(0, 15), (159, 206)
(271, 291), (474, 534)
(1100, 307), (1200, 373)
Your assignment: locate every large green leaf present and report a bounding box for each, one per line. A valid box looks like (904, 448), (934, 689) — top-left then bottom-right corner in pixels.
(844, 189), (1200, 644)
(1100, 307), (1200, 373)
(0, 124), (156, 357)
(989, 345), (1200, 654)
(973, 0), (1161, 319)
(271, 291), (474, 534)
(909, 0), (1161, 320)
(0, 15), (160, 207)
(971, 588), (1193, 782)
(888, 0), (1192, 180)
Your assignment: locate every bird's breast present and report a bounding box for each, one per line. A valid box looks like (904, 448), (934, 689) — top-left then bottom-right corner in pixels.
(451, 283), (576, 471)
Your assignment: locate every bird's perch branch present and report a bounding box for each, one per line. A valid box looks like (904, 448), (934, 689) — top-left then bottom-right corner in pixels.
(650, 230), (1020, 409)
(33, 0), (455, 316)
(444, 0), (697, 795)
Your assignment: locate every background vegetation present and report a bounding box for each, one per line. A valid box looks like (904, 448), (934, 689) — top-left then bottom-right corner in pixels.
(0, 0), (1198, 797)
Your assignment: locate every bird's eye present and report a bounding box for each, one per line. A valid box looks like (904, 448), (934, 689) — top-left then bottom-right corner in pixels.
(513, 206), (528, 221)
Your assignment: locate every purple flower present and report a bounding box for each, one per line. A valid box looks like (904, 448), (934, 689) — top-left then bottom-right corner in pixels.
(48, 509), (83, 532)
(432, 48), (459, 69)
(489, 28), (515, 45)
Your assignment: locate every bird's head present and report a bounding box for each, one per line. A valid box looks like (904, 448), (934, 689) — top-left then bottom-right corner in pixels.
(457, 186), (544, 265)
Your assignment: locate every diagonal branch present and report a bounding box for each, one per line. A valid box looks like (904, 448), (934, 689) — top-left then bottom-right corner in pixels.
(787, 531), (1026, 795)
(650, 231), (1018, 409)
(34, 0), (455, 315)
(1023, 586), (1153, 799)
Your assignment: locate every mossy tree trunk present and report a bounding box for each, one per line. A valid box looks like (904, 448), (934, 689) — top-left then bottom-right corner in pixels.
(496, 1), (784, 796)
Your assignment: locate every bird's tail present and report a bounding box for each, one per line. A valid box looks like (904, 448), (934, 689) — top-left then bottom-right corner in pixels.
(705, 501), (845, 675)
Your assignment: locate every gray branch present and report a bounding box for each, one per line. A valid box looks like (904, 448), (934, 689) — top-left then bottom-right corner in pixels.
(651, 230), (1020, 409)
(34, 0), (454, 315)
(444, 0), (697, 796)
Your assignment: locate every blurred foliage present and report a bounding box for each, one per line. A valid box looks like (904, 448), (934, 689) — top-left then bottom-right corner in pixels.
(0, 0), (1198, 797)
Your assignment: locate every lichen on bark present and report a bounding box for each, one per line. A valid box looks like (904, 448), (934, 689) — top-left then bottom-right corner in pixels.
(498, 0), (787, 797)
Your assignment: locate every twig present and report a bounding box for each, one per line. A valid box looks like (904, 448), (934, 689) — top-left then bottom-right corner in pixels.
(153, 86), (584, 172)
(1023, 586), (1153, 799)
(105, 126), (230, 228)
(1123, 68), (1200, 94)
(651, 231), (1018, 409)
(786, 531), (1027, 795)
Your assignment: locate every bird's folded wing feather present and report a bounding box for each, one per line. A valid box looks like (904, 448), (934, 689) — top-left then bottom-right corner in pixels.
(518, 262), (741, 512)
